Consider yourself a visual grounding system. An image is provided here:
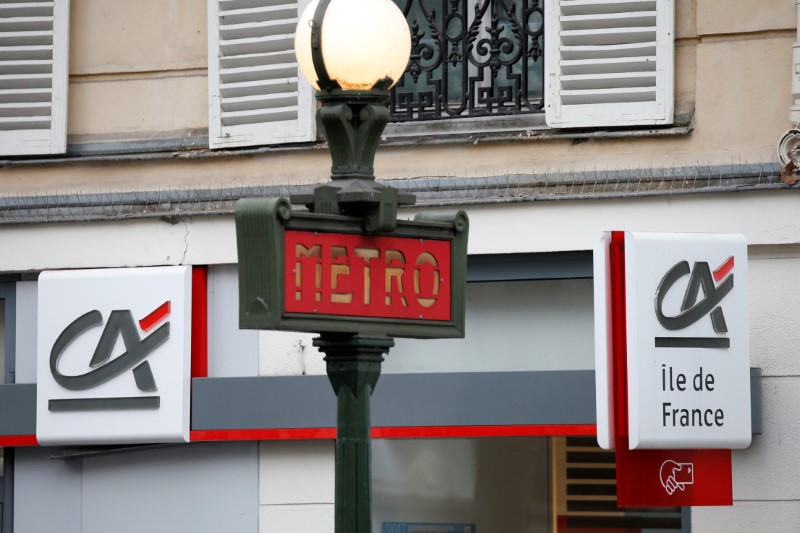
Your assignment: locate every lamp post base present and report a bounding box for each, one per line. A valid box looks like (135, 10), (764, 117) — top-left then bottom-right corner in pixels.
(314, 333), (394, 533)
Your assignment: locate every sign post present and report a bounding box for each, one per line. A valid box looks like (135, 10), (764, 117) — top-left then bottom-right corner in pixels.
(236, 200), (468, 532)
(594, 231), (751, 508)
(238, 3), (465, 526)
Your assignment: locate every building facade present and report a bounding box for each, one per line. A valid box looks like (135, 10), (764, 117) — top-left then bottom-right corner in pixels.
(0, 0), (798, 531)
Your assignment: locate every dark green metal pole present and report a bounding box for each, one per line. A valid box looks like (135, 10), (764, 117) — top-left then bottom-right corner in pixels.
(314, 334), (394, 533)
(299, 9), (408, 527)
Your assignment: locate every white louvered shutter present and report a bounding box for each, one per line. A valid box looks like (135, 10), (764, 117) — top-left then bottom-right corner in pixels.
(208, 0), (315, 149)
(545, 0), (673, 128)
(0, 0), (69, 156)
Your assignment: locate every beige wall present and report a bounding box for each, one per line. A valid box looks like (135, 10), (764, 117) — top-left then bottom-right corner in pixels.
(67, 0), (208, 142)
(696, 0), (796, 35)
(69, 0), (207, 75)
(1, 0), (796, 195)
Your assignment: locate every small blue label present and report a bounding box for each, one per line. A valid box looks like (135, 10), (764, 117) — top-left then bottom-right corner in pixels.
(382, 522), (476, 533)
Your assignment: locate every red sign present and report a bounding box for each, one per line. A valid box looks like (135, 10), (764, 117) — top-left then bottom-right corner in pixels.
(616, 443), (732, 507)
(284, 230), (452, 321)
(605, 231), (733, 507)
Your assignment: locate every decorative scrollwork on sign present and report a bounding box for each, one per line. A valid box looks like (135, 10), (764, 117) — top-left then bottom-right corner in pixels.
(390, 0), (544, 122)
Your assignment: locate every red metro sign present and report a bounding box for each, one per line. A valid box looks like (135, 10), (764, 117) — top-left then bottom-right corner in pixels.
(235, 200), (468, 339)
(285, 231), (452, 321)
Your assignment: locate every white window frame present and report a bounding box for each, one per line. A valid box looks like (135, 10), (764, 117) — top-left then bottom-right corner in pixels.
(0, 0), (70, 156)
(544, 0), (674, 128)
(207, 0), (316, 149)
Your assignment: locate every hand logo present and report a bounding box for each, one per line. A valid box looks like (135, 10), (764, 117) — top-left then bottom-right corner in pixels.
(660, 460), (694, 495)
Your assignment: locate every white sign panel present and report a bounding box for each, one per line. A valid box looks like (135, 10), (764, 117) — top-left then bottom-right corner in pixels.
(36, 266), (192, 445)
(625, 232), (751, 449)
(593, 232), (615, 450)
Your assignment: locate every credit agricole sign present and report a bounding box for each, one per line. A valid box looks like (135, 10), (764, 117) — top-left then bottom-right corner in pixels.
(594, 231), (752, 507)
(596, 231), (751, 450)
(624, 232), (751, 449)
(36, 267), (192, 445)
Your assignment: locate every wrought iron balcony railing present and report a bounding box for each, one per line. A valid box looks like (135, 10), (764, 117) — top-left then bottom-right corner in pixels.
(390, 0), (545, 122)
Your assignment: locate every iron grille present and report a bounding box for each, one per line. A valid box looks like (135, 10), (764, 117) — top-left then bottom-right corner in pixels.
(390, 0), (545, 122)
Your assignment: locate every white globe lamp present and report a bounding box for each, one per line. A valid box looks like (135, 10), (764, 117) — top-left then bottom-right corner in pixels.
(295, 0), (411, 91)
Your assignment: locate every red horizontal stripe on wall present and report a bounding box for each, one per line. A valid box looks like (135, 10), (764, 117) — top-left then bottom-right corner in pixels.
(0, 434), (38, 446)
(372, 424), (597, 439)
(190, 424), (596, 442)
(190, 428), (337, 441)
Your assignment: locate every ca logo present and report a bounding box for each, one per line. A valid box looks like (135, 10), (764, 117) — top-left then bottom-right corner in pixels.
(655, 257), (734, 333)
(48, 302), (170, 411)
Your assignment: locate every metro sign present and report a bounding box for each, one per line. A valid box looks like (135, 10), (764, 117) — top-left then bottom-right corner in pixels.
(285, 230), (451, 321)
(236, 198), (468, 338)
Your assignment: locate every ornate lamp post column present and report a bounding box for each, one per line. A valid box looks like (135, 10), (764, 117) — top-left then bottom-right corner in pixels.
(236, 3), (467, 532)
(294, 2), (411, 531)
(313, 333), (393, 532)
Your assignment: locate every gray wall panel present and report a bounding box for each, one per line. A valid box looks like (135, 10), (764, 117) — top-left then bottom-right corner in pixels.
(372, 370), (596, 426)
(81, 442), (258, 533)
(15, 443), (258, 533)
(0, 302), (4, 385)
(191, 371), (596, 430)
(14, 282), (37, 384)
(386, 279), (595, 374)
(1, 369), (762, 435)
(0, 283), (15, 385)
(14, 447), (82, 533)
(467, 251), (592, 282)
(192, 376), (336, 430)
(208, 265), (258, 377)
(0, 384), (35, 435)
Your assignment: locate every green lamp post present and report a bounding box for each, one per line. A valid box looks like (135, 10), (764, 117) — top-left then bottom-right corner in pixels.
(294, 1), (411, 531)
(236, 2), (467, 531)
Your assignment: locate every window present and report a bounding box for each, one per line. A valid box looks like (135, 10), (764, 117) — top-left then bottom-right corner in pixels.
(373, 436), (685, 532)
(389, 0), (674, 129)
(553, 436), (685, 532)
(544, 0), (674, 128)
(373, 437), (550, 530)
(389, 0), (545, 122)
(0, 0), (70, 156)
(207, 0), (316, 149)
(206, 0), (674, 149)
